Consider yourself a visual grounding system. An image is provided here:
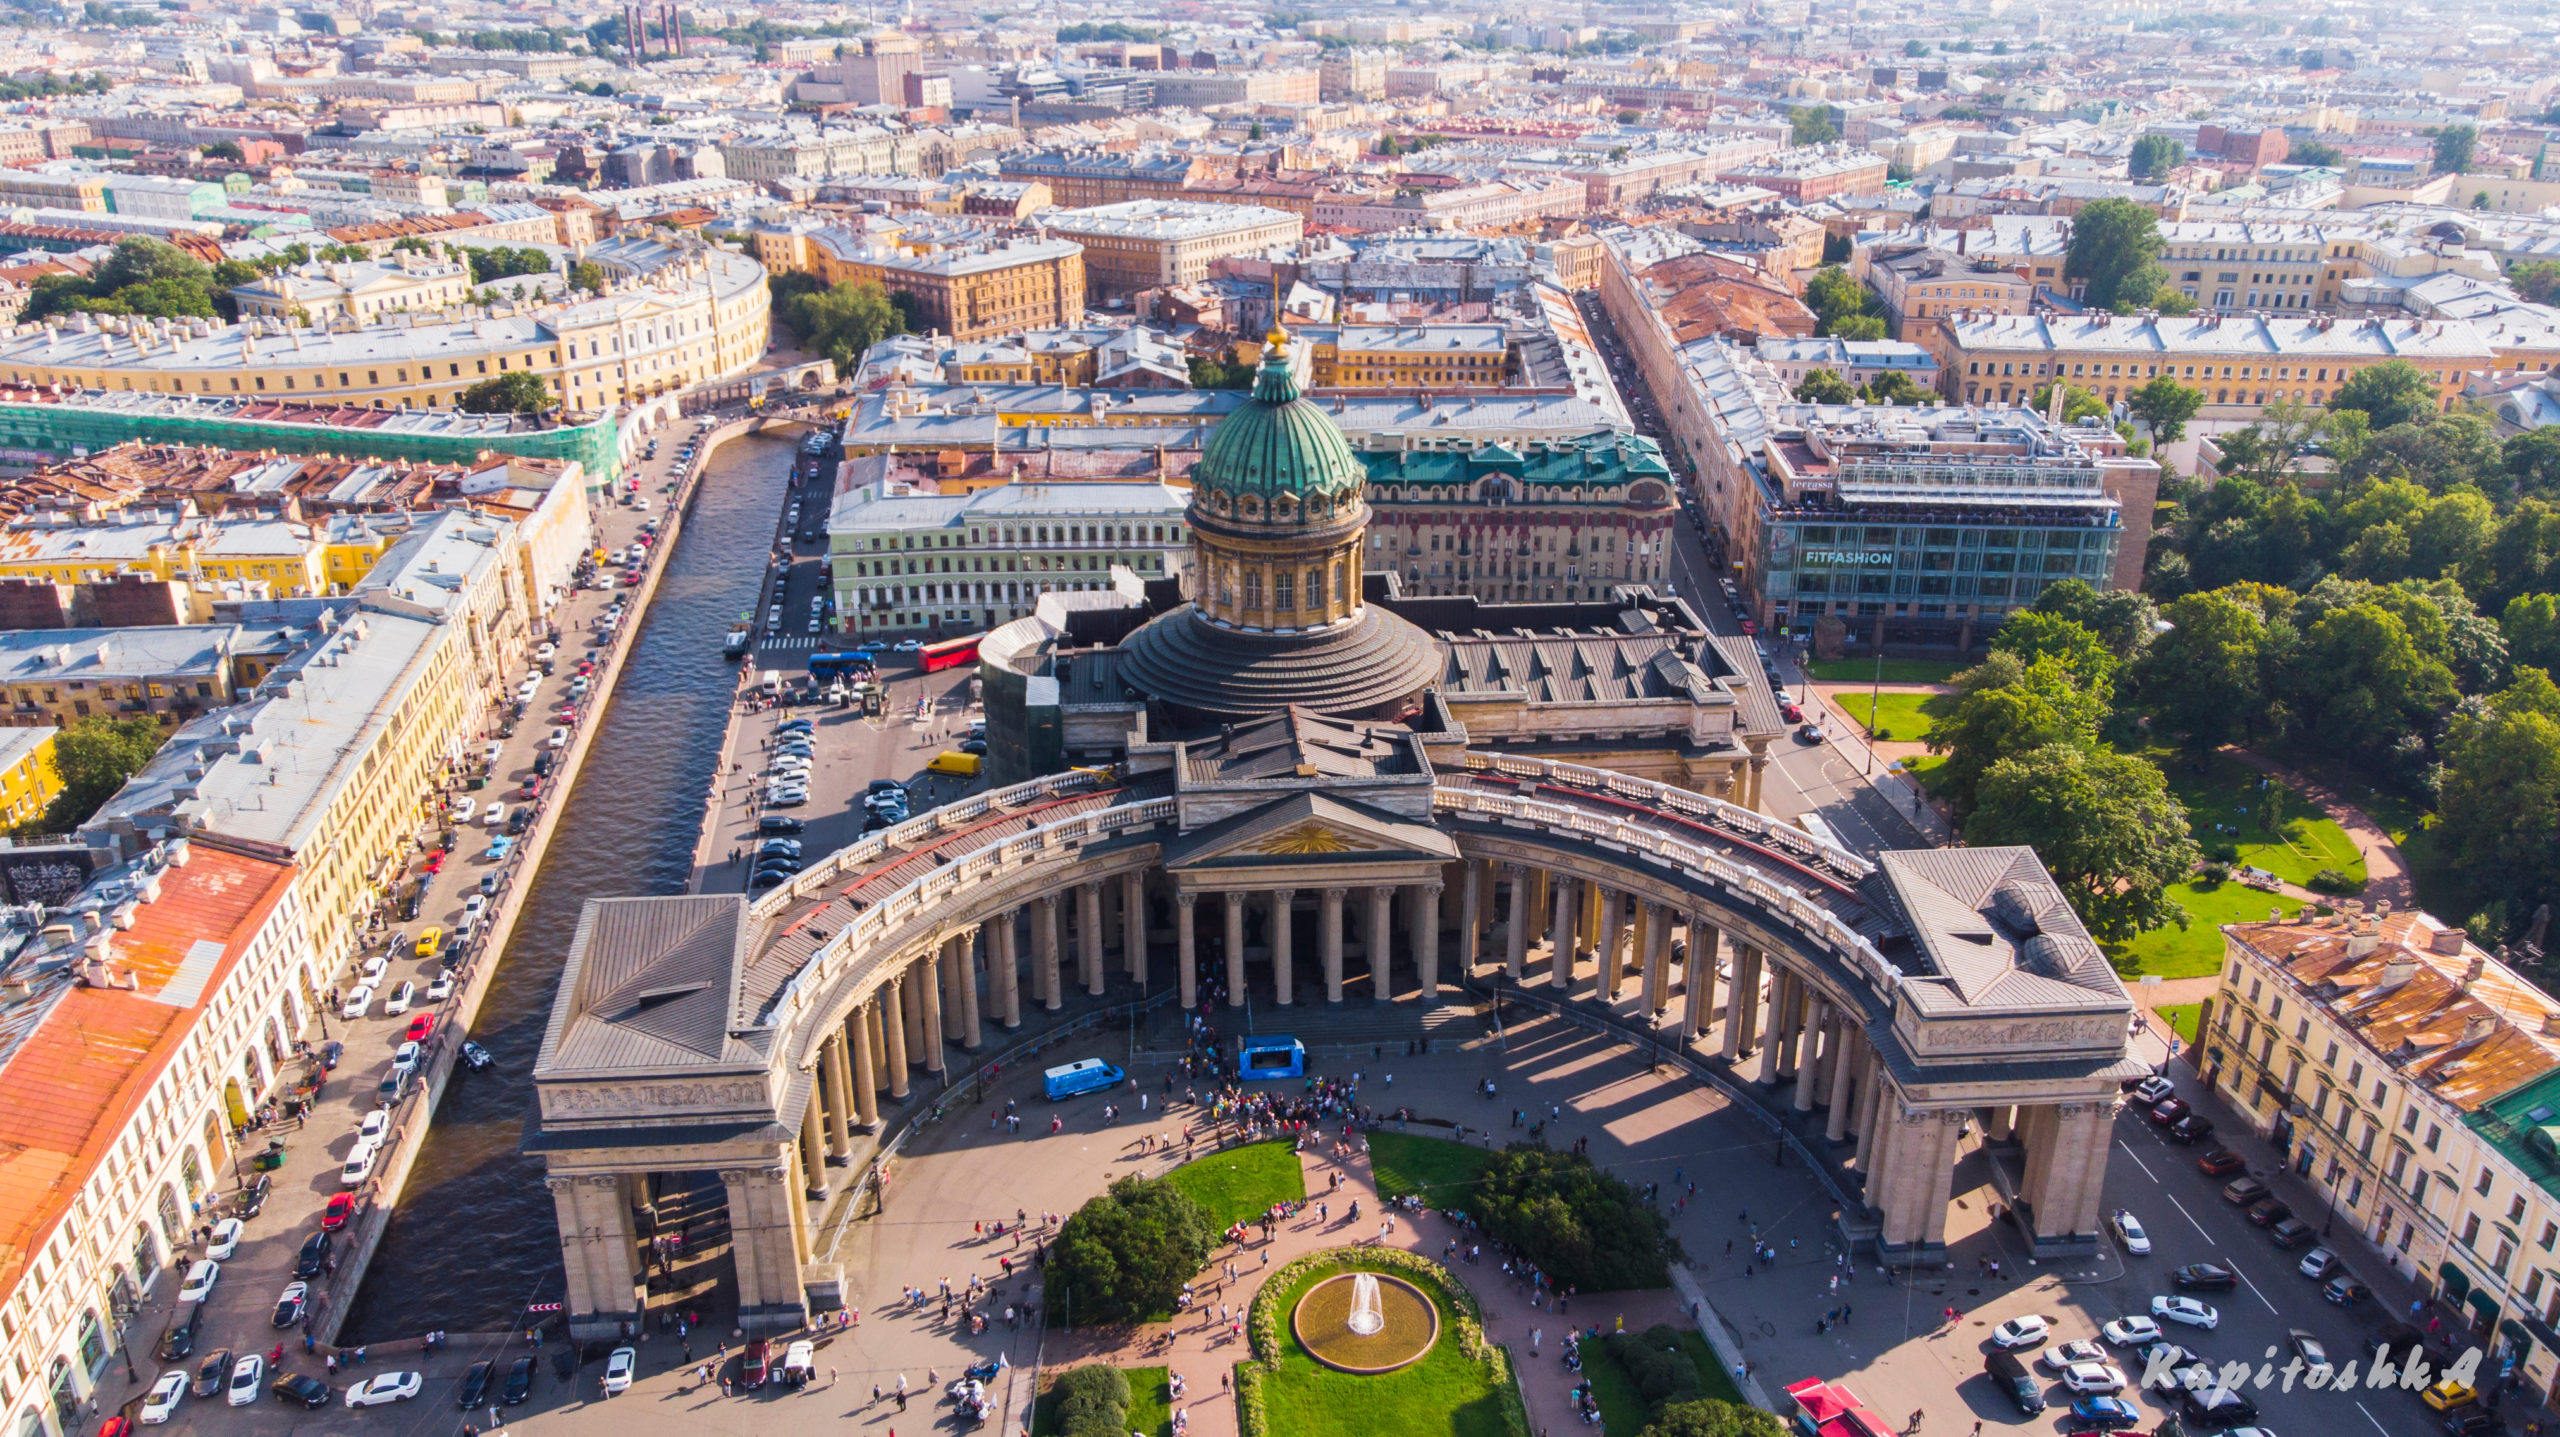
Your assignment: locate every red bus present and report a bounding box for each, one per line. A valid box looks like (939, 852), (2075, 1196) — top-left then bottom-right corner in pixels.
(919, 633), (986, 672)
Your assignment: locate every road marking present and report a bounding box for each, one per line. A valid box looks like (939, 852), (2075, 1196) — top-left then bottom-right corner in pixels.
(2163, 1192), (2213, 1243)
(2356, 1401), (2391, 1435)
(2235, 1267), (2279, 1315)
(2116, 1141), (2158, 1184)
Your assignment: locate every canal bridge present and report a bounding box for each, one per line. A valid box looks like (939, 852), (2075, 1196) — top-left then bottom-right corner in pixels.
(527, 709), (2136, 1337)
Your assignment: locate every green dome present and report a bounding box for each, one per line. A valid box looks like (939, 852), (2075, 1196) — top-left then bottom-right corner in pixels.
(1193, 337), (1368, 513)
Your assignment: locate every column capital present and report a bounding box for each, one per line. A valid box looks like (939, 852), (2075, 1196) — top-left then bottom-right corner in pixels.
(1271, 887), (1296, 902)
(1323, 886), (1347, 902)
(1082, 879), (1104, 895)
(1176, 891), (1198, 910)
(1500, 862), (1524, 877)
(718, 1166), (787, 1187)
(1035, 892), (1057, 912)
(1417, 881), (1444, 900)
(544, 1175), (578, 1195)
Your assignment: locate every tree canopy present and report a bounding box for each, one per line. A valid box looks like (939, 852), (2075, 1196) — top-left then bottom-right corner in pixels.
(2063, 199), (2168, 312)
(1474, 1145), (1681, 1292)
(1643, 1400), (1788, 1437)
(457, 372), (552, 414)
(1965, 743), (2200, 941)
(2127, 134), (2184, 180)
(38, 717), (168, 833)
(2432, 124), (2478, 175)
(1801, 266), (1885, 339)
(770, 272), (910, 378)
(1049, 1175), (1212, 1324)
(2127, 374), (2203, 441)
(2329, 360), (2440, 430)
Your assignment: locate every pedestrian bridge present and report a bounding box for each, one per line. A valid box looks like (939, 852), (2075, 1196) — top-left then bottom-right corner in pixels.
(527, 710), (2136, 1336)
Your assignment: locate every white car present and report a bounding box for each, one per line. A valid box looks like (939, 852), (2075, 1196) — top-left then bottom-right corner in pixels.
(482, 802), (507, 828)
(535, 643), (556, 663)
(178, 1259), (219, 1303)
(2111, 1209), (2151, 1255)
(1990, 1315), (2052, 1350)
(451, 797), (476, 824)
(345, 1372), (423, 1407)
(204, 1217), (243, 1260)
(2039, 1339), (2106, 1373)
(2151, 1296), (2220, 1330)
(894, 638), (924, 652)
(383, 981), (416, 1016)
(140, 1370), (186, 1424)
(358, 953), (387, 982)
(2060, 1362), (2129, 1395)
(390, 1041), (422, 1077)
(341, 985), (376, 1019)
(226, 1353), (265, 1406)
(358, 1110), (389, 1145)
(602, 1346), (637, 1396)
(464, 893), (487, 920)
(426, 973), (454, 1002)
(2100, 1315), (2162, 1347)
(2131, 1076), (2175, 1106)
(342, 1144), (380, 1187)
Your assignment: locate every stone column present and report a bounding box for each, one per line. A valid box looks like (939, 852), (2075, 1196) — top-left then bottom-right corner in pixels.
(1793, 997), (1826, 1113)
(1123, 869), (1147, 983)
(1214, 890), (1241, 1006)
(1874, 1109), (1964, 1254)
(1415, 881), (1443, 1003)
(1270, 888), (1295, 1006)
(798, 1094), (829, 1197)
(993, 912), (1020, 1029)
(820, 1034), (853, 1161)
(550, 1175), (641, 1336)
(1526, 866), (1549, 942)
(899, 961), (926, 1056)
(1035, 894), (1062, 1012)
(939, 935), (965, 1041)
(1079, 881), (1106, 996)
(1365, 885), (1393, 1002)
(720, 1166), (809, 1330)
(1501, 866), (1528, 981)
(1176, 892), (1199, 1009)
(1593, 887), (1625, 1003)
(1678, 916), (1716, 1039)
(1776, 972), (1805, 1078)
(916, 955), (945, 1075)
(1851, 1054), (1886, 1169)
(849, 1001), (880, 1129)
(1321, 887), (1346, 1003)
(956, 931), (982, 1049)
(1825, 1022), (1860, 1142)
(1547, 873), (1578, 992)
(1718, 933), (1748, 1059)
(1459, 861), (1483, 974)
(1628, 901), (1652, 1007)
(1985, 1106), (2014, 1141)
(1753, 962), (1786, 1085)
(878, 979), (908, 1100)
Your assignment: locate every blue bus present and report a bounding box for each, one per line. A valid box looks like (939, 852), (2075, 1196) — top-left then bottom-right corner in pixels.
(809, 650), (876, 683)
(1042, 1057), (1124, 1101)
(1236, 1036), (1305, 1081)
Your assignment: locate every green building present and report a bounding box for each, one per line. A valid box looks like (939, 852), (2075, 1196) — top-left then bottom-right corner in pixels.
(0, 391), (621, 481)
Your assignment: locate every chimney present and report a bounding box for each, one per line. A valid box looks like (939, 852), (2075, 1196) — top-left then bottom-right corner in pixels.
(2346, 920), (2379, 958)
(2380, 956), (2419, 988)
(2542, 1011), (2560, 1039)
(2464, 954), (2487, 986)
(2429, 924), (2466, 956)
(2463, 1013), (2497, 1044)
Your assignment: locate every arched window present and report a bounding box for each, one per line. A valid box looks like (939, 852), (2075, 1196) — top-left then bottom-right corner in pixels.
(47, 1360), (74, 1432)
(157, 1186), (185, 1254)
(75, 1310), (105, 1371)
(133, 1222), (161, 1284)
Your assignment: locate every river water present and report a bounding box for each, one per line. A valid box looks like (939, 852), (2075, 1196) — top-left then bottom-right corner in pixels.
(340, 432), (793, 1340)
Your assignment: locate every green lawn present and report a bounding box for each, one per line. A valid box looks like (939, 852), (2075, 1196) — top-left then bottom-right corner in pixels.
(1801, 657), (1963, 684)
(1367, 1132), (1494, 1206)
(1258, 1260), (1515, 1437)
(1031, 1366), (1171, 1437)
(1573, 1329), (1750, 1437)
(1674, 1332), (1745, 1407)
(1165, 1141), (1306, 1229)
(2157, 1003), (2203, 1045)
(2142, 746), (2366, 888)
(1831, 690), (1937, 744)
(2104, 879), (2300, 979)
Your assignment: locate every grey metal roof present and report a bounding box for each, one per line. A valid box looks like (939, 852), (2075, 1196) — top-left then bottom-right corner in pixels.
(538, 894), (762, 1075)
(1876, 847), (2128, 1013)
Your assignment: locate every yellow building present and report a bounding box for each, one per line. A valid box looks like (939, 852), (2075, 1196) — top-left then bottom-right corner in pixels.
(805, 229), (1086, 343)
(1278, 323), (1518, 389)
(1930, 312), (2493, 417)
(0, 724), (59, 826)
(195, 516), (327, 595)
(1037, 200), (1306, 302)
(321, 517), (398, 592)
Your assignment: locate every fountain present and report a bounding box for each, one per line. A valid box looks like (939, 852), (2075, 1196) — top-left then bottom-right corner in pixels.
(1345, 1274), (1386, 1336)
(1292, 1266), (1442, 1374)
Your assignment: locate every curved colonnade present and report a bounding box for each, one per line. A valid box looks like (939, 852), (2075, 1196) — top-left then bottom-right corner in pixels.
(531, 757), (2134, 1337)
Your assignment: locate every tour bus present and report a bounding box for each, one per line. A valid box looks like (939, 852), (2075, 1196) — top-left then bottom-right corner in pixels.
(919, 632), (986, 673)
(808, 650), (877, 684)
(1042, 1057), (1125, 1101)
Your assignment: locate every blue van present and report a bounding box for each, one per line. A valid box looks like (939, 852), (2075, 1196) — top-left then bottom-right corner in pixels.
(1237, 1036), (1305, 1081)
(1042, 1058), (1125, 1101)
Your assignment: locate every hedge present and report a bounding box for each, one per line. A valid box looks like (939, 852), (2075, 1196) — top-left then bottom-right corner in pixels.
(1053, 1363), (1131, 1437)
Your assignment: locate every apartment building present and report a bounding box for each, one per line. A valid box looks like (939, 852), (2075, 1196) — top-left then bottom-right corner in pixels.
(1751, 336), (1942, 393)
(805, 229), (1085, 342)
(827, 480), (1190, 634)
(1037, 201), (1304, 302)
(2208, 909), (2560, 1405)
(1930, 312), (2493, 419)
(0, 841), (320, 1437)
(1312, 176), (1585, 234)
(0, 724), (59, 825)
(228, 252), (474, 323)
(1292, 323), (1516, 389)
(1717, 145), (1890, 203)
(996, 151), (1202, 209)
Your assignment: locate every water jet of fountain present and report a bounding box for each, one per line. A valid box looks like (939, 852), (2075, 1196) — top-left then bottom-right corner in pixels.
(1346, 1273), (1385, 1337)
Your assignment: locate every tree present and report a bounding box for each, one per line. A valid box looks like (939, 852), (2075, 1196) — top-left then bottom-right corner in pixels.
(2029, 382), (2108, 426)
(2432, 124), (2478, 176)
(95, 236), (209, 294)
(1794, 368), (1855, 404)
(1049, 1175), (1211, 1324)
(1965, 744), (2200, 941)
(1828, 314), (1887, 341)
(1801, 265), (1883, 338)
(2278, 602), (2457, 757)
(1988, 610), (2117, 687)
(457, 371), (552, 414)
(2031, 578), (2159, 660)
(1617, 109), (1641, 125)
(2437, 673), (2560, 918)
(2287, 138), (2344, 168)
(2330, 360), (2439, 431)
(2132, 589), (2267, 749)
(2126, 373), (2203, 442)
(773, 276), (909, 378)
(37, 717), (168, 832)
(200, 140), (244, 163)
(1475, 1146), (1681, 1292)
(1787, 106), (1837, 146)
(2063, 198), (2166, 312)
(568, 260), (605, 293)
(1903, 38), (1928, 55)
(2504, 593), (2560, 675)
(1862, 370), (1931, 406)
(2513, 261), (2560, 306)
(1920, 652), (2110, 815)
(2127, 134), (2184, 181)
(2299, 48), (2326, 69)
(1644, 1399), (1787, 1437)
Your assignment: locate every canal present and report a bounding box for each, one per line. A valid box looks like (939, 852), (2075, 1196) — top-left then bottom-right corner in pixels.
(341, 431), (796, 1339)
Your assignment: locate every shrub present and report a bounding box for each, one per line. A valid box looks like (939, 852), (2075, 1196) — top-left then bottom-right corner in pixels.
(1051, 1176), (1213, 1324)
(1605, 1326), (1704, 1412)
(1052, 1364), (1130, 1437)
(2199, 861), (2231, 884)
(1643, 1398), (1789, 1437)
(2204, 839), (2241, 864)
(1474, 1145), (1683, 1292)
(2307, 867), (2364, 895)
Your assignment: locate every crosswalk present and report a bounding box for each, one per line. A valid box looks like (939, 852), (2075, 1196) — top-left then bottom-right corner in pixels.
(755, 634), (826, 651)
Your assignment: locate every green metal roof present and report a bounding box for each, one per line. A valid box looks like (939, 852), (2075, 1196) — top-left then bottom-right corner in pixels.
(2466, 1066), (2560, 1204)
(1192, 340), (1368, 508)
(1356, 429), (1674, 489)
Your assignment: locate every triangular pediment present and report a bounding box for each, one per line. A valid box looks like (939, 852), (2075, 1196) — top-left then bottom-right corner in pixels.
(1163, 791), (1458, 874)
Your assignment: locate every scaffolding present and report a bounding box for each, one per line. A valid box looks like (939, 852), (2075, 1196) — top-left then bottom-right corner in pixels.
(0, 395), (622, 481)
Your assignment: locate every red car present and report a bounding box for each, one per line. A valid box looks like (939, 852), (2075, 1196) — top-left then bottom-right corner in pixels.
(1739, 618), (1758, 635)
(2196, 1148), (2247, 1177)
(322, 1193), (357, 1231)
(404, 1013), (437, 1044)
(1780, 702), (1803, 722)
(422, 852), (445, 875)
(520, 778), (544, 801)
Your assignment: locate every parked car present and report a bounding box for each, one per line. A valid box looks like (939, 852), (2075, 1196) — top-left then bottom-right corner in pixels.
(2221, 1177), (2271, 1206)
(1990, 1315), (2053, 1350)
(2173, 1262), (2239, 1292)
(178, 1260), (219, 1303)
(2167, 1114), (2216, 1145)
(139, 1371), (187, 1424)
(458, 1361), (493, 1409)
(2325, 1275), (2372, 1307)
(204, 1218), (242, 1259)
(2100, 1315), (2162, 1347)
(2299, 1247), (2343, 1279)
(2110, 1210), (2151, 1255)
(271, 1282), (308, 1328)
(2059, 1362), (2128, 1394)
(1985, 1351), (2041, 1416)
(345, 1373), (422, 1408)
(383, 981), (416, 1016)
(271, 1374), (331, 1410)
(502, 1357), (536, 1405)
(2066, 1396), (2140, 1431)
(2038, 1340), (2106, 1373)
(2268, 1217), (2318, 1249)
(2151, 1296), (2220, 1330)
(226, 1354), (265, 1407)
(2245, 1197), (2293, 1227)
(602, 1347), (637, 1397)
(193, 1352), (233, 1399)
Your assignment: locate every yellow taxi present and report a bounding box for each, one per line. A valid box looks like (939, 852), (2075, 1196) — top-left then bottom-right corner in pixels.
(413, 926), (443, 958)
(2423, 1377), (2477, 1411)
